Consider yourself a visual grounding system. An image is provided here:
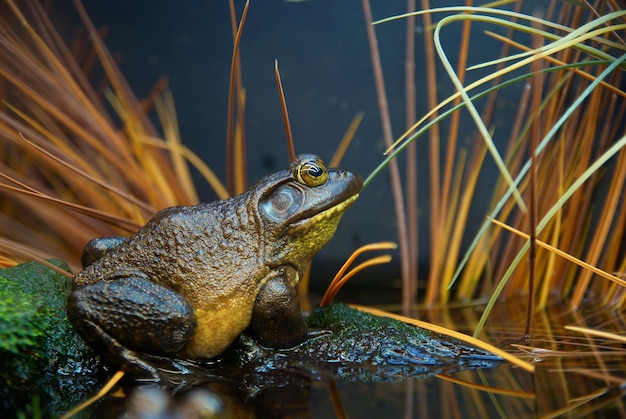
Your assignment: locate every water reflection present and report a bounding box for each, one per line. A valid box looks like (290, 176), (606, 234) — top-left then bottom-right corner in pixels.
(85, 298), (626, 418)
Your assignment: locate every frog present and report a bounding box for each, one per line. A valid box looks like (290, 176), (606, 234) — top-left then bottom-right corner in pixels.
(66, 154), (363, 380)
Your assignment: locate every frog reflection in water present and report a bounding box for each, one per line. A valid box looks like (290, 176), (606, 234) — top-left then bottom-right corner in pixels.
(67, 154), (363, 379)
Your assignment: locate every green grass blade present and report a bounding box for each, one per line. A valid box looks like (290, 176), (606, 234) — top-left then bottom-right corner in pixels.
(363, 61), (614, 187)
(433, 15), (527, 212)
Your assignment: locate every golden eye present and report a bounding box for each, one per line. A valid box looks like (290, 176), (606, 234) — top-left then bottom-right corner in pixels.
(296, 158), (328, 187)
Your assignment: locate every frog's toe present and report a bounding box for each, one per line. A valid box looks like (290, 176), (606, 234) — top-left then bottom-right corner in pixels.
(306, 329), (333, 340)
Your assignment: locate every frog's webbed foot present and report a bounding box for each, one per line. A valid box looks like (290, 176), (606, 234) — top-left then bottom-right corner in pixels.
(82, 319), (163, 381)
(249, 276), (308, 348)
(136, 354), (222, 389)
(67, 276), (197, 382)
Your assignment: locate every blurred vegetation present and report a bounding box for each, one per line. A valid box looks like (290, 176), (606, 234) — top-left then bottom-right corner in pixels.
(0, 260), (102, 417)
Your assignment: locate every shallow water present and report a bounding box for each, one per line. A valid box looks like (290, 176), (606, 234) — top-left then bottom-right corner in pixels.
(4, 263), (624, 417)
(82, 298), (626, 418)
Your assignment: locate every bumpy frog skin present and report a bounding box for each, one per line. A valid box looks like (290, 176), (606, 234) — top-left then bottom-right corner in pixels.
(67, 154), (362, 379)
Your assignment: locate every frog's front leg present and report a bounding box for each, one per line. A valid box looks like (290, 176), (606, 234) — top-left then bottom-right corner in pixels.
(249, 277), (308, 348)
(67, 276), (197, 379)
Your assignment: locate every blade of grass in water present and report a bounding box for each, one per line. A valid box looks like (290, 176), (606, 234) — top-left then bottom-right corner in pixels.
(473, 133), (626, 338)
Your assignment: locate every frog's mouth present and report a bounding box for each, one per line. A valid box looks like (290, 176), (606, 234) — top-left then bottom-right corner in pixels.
(288, 193), (360, 231)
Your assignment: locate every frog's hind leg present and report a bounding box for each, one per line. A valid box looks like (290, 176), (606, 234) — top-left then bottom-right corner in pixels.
(67, 276), (197, 380)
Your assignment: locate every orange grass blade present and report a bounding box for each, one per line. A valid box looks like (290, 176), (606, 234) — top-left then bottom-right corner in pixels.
(328, 380), (348, 419)
(383, 11), (626, 155)
(1, 102), (104, 179)
(275, 60), (296, 162)
(138, 137), (229, 200)
(436, 374), (536, 399)
(541, 387), (611, 419)
(0, 238), (73, 278)
(441, 145), (488, 302)
(564, 326), (626, 344)
(0, 176), (141, 231)
(319, 242), (397, 307)
(72, 0), (162, 143)
(328, 112), (364, 168)
(233, 88), (247, 195)
(571, 149), (626, 308)
(16, 133), (154, 214)
(324, 242), (396, 288)
(226, 0), (249, 196)
(564, 369), (626, 385)
(155, 89), (198, 204)
(490, 219), (626, 289)
(319, 255), (393, 307)
(483, 30), (626, 98)
(103, 90), (179, 207)
(0, 65), (141, 178)
(60, 370), (125, 419)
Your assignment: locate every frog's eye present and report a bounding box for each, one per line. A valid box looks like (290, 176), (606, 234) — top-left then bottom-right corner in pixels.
(296, 158), (328, 187)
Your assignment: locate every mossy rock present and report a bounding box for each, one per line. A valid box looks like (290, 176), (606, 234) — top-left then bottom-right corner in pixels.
(221, 304), (502, 390)
(0, 260), (104, 417)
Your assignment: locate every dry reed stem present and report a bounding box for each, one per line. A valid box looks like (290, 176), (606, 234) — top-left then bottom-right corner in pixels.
(319, 242), (396, 307)
(226, 0), (249, 196)
(449, 2), (626, 309)
(436, 373), (535, 399)
(420, 0), (442, 306)
(0, 1), (206, 269)
(361, 0), (411, 314)
(404, 0), (419, 304)
(491, 219), (626, 288)
(59, 370), (125, 419)
(328, 112), (364, 168)
(436, 0), (473, 304)
(274, 60), (296, 163)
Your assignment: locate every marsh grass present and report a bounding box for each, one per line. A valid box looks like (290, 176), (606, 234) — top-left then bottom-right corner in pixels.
(369, 1), (625, 317)
(357, 0), (626, 415)
(0, 0), (223, 271)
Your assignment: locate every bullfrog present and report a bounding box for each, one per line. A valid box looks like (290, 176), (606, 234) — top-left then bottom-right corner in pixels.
(67, 154), (362, 379)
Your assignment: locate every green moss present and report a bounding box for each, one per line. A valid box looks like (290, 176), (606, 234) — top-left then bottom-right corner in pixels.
(0, 278), (48, 352)
(0, 260), (103, 417)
